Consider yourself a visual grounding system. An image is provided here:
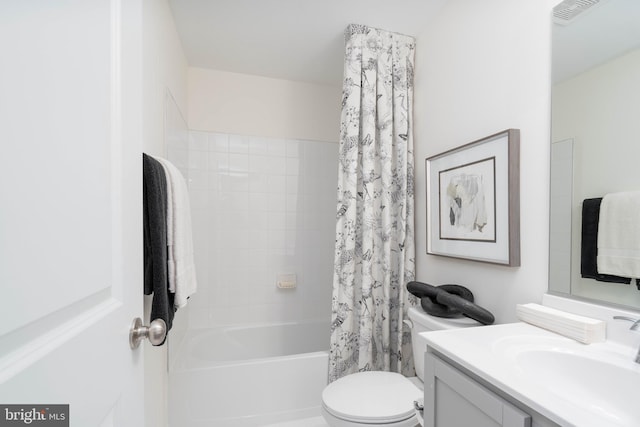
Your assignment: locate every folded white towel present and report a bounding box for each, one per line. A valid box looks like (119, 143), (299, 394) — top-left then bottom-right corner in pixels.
(597, 191), (640, 279)
(516, 303), (605, 344)
(154, 156), (198, 308)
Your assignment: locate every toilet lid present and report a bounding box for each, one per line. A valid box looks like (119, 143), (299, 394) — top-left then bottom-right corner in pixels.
(322, 371), (421, 424)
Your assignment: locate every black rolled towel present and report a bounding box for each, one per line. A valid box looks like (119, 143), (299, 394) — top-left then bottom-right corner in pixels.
(410, 282), (475, 318)
(420, 284), (474, 318)
(143, 153), (175, 342)
(407, 281), (439, 299)
(435, 292), (495, 325)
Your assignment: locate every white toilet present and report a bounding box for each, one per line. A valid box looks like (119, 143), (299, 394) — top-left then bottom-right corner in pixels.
(321, 307), (479, 427)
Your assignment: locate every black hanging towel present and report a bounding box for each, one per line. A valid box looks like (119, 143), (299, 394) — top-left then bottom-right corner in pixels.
(143, 153), (175, 342)
(580, 197), (631, 285)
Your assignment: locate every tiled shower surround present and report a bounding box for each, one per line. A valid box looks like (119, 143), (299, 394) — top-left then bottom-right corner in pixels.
(178, 131), (338, 328)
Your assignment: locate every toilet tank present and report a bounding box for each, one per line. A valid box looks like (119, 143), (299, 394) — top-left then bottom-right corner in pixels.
(408, 307), (480, 380)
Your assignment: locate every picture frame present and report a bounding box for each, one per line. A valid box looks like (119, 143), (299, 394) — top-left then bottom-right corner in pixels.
(425, 129), (520, 266)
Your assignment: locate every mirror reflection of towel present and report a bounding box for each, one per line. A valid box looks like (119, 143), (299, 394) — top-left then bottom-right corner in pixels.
(580, 198), (631, 284)
(597, 191), (640, 280)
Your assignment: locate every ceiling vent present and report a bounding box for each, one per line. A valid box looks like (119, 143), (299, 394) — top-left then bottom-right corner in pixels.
(553, 0), (604, 25)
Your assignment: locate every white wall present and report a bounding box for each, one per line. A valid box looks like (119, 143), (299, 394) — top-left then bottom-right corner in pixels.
(413, 0), (557, 323)
(188, 67), (341, 142)
(141, 0), (188, 426)
(552, 48), (640, 307)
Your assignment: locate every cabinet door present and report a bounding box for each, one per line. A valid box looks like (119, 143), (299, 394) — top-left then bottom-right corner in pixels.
(424, 353), (531, 427)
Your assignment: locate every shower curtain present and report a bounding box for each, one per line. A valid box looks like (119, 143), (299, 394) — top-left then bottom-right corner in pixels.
(329, 24), (416, 382)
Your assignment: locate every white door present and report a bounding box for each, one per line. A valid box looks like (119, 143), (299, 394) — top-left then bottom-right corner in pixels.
(0, 1), (145, 426)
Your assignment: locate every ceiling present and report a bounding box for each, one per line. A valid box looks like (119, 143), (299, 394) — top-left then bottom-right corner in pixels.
(168, 1), (640, 88)
(167, 0), (448, 87)
(552, 0), (640, 83)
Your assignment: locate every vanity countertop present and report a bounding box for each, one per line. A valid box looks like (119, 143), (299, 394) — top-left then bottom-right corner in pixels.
(422, 322), (640, 427)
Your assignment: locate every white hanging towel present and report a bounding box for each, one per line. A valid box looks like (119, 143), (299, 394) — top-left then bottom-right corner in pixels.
(154, 156), (197, 308)
(155, 158), (176, 293)
(597, 191), (640, 279)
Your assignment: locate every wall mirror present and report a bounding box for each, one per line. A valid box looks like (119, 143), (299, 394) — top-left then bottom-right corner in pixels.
(549, 0), (640, 309)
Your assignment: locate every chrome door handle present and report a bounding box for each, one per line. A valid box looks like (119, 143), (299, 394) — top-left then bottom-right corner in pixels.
(129, 317), (166, 348)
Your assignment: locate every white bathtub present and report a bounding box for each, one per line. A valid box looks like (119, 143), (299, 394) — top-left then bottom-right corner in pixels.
(168, 320), (330, 427)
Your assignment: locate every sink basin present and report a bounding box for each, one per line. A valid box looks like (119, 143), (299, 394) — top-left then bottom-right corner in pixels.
(516, 350), (640, 425)
(423, 322), (640, 427)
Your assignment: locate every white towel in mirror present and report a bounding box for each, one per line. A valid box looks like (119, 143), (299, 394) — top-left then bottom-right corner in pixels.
(597, 191), (640, 279)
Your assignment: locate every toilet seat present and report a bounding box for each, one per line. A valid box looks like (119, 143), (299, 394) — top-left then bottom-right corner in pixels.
(322, 371), (421, 426)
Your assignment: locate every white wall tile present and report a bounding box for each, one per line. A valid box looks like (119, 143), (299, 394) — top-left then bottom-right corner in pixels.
(189, 189), (209, 211)
(228, 134), (249, 153)
(249, 136), (268, 155)
(248, 173), (269, 193)
(264, 156), (286, 174)
(187, 130), (337, 326)
(188, 151), (208, 170)
(208, 190), (221, 212)
(208, 171), (219, 191)
(267, 138), (287, 156)
(208, 151), (228, 171)
(267, 212), (287, 230)
(220, 172), (249, 193)
(285, 213), (297, 229)
(267, 193), (287, 212)
(268, 229), (287, 249)
(247, 210), (269, 231)
(286, 176), (299, 194)
(218, 210), (249, 231)
(188, 169), (209, 190)
(189, 131), (209, 151)
(218, 192), (248, 212)
(249, 230), (269, 249)
(167, 147), (188, 170)
(286, 157), (300, 176)
(208, 132), (228, 152)
(247, 248), (270, 267)
(286, 139), (300, 158)
(286, 195), (298, 212)
(266, 174), (286, 193)
(248, 192), (269, 212)
(249, 155), (272, 174)
(285, 229), (298, 249)
(228, 153), (249, 172)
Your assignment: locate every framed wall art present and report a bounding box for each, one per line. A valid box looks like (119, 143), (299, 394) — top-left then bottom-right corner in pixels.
(425, 129), (520, 266)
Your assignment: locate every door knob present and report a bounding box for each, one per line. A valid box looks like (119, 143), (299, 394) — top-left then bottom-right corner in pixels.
(129, 317), (166, 349)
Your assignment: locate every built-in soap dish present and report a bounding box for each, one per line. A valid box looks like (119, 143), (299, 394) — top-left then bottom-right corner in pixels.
(276, 273), (297, 289)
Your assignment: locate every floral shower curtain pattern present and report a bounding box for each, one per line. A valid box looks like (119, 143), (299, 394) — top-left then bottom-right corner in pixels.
(329, 24), (417, 382)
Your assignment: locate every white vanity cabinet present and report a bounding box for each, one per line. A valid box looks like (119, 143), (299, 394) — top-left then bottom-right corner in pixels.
(424, 352), (558, 427)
